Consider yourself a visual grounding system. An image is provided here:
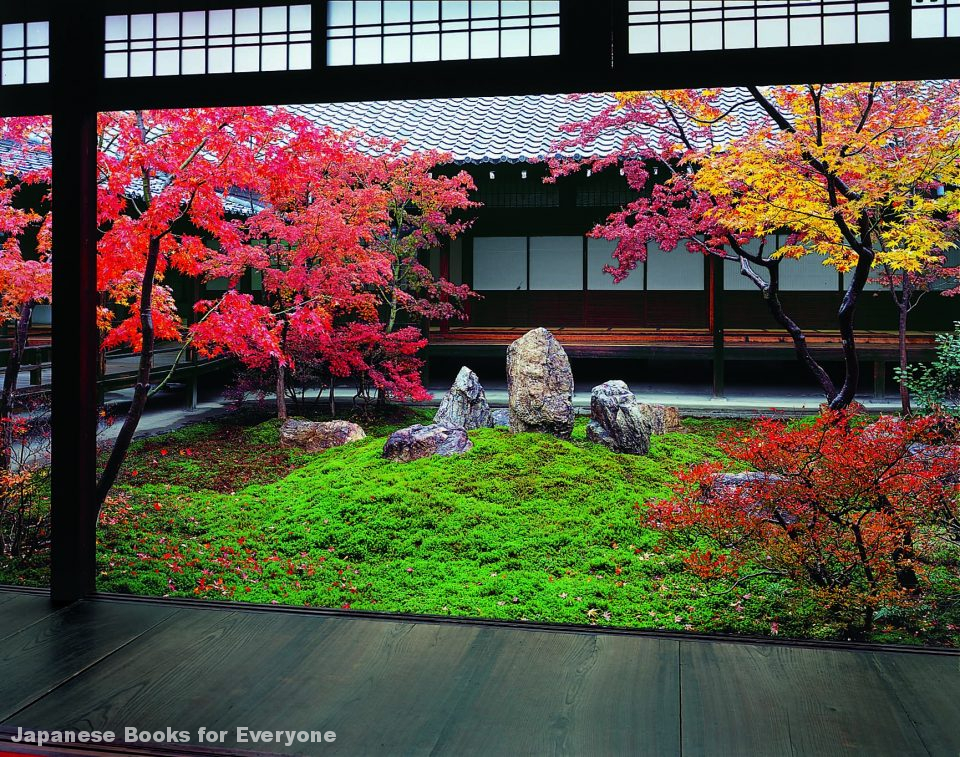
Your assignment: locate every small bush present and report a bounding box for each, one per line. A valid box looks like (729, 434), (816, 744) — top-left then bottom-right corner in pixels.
(898, 321), (960, 417)
(0, 413), (51, 566)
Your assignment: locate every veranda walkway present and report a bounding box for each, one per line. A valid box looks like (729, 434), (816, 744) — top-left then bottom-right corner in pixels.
(0, 587), (956, 756)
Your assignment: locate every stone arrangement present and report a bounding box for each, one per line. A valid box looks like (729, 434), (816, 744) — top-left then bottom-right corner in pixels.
(382, 423), (473, 462)
(280, 419), (366, 452)
(380, 327), (683, 461)
(505, 327), (575, 439)
(433, 366), (494, 430)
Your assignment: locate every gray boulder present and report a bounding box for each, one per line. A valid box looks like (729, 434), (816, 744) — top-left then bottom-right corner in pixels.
(434, 366), (494, 430)
(907, 443), (960, 484)
(280, 419), (365, 452)
(709, 471), (796, 525)
(382, 423), (473, 462)
(586, 380), (652, 455)
(491, 408), (511, 427)
(639, 403), (683, 435)
(506, 327), (575, 438)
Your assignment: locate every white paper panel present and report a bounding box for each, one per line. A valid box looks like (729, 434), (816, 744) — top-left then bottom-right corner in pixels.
(646, 242), (705, 291)
(529, 236), (582, 290)
(473, 236), (527, 290)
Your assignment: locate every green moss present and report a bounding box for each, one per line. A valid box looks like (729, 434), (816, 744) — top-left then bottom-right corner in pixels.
(91, 414), (799, 638)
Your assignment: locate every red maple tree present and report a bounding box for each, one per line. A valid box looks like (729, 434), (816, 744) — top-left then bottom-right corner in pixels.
(93, 107), (300, 504)
(0, 115), (52, 469)
(190, 128), (477, 418)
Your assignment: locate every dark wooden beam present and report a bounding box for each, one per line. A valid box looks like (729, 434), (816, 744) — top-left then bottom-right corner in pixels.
(49, 8), (100, 603)
(4, 3), (960, 118)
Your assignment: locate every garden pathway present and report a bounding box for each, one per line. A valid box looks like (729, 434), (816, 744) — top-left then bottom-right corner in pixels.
(0, 588), (957, 756)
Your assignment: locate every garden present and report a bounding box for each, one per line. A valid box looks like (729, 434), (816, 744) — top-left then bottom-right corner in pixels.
(1, 81), (959, 648)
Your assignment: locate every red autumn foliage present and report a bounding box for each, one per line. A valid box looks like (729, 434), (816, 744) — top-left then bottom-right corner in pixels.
(190, 127), (477, 416)
(645, 410), (960, 638)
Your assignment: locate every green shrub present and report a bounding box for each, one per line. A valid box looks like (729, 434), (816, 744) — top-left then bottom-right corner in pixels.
(897, 321), (960, 417)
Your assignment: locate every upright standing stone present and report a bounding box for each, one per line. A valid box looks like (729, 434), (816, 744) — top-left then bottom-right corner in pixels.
(433, 366), (494, 430)
(587, 380), (652, 455)
(506, 327), (575, 438)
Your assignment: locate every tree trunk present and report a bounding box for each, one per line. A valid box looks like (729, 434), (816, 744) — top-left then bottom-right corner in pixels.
(329, 381), (336, 418)
(830, 231), (874, 410)
(276, 361), (287, 421)
(897, 276), (912, 415)
(898, 303), (910, 415)
(763, 261), (839, 403)
(275, 318), (289, 420)
(1, 301), (36, 470)
(95, 236), (161, 510)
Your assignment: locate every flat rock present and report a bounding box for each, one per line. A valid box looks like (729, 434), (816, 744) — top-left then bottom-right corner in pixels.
(491, 408), (511, 427)
(709, 471), (796, 524)
(506, 327), (574, 438)
(587, 380), (652, 455)
(382, 423), (473, 462)
(639, 403), (683, 435)
(279, 419), (365, 452)
(434, 366), (494, 430)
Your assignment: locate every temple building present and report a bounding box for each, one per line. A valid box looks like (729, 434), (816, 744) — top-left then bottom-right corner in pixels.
(291, 93), (959, 395)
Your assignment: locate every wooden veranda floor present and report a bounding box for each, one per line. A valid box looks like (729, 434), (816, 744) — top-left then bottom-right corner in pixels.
(428, 327), (939, 361)
(0, 588), (958, 756)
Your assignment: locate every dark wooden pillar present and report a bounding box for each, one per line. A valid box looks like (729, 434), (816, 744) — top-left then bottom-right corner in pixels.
(873, 360), (886, 401)
(709, 255), (725, 398)
(50, 8), (100, 603)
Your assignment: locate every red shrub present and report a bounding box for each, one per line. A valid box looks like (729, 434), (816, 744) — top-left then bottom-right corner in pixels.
(645, 410), (960, 638)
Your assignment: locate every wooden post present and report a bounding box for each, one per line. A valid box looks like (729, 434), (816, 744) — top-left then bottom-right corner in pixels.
(49, 8), (100, 603)
(873, 360), (886, 401)
(709, 256), (725, 398)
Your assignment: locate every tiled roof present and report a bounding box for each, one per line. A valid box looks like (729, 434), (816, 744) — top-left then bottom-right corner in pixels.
(287, 89), (765, 163)
(0, 138), (49, 175)
(288, 93), (624, 164)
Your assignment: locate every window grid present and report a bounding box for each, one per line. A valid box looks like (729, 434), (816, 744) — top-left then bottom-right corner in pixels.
(104, 5), (311, 79)
(912, 0), (960, 38)
(476, 172), (560, 208)
(474, 236), (658, 291)
(1, 21), (49, 85)
(627, 1), (890, 54)
(326, 1), (561, 66)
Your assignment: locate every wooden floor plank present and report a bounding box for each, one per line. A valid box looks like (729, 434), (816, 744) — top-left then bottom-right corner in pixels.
(680, 640), (929, 757)
(0, 600), (180, 722)
(427, 630), (680, 756)
(870, 651), (960, 755)
(0, 594), (62, 642)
